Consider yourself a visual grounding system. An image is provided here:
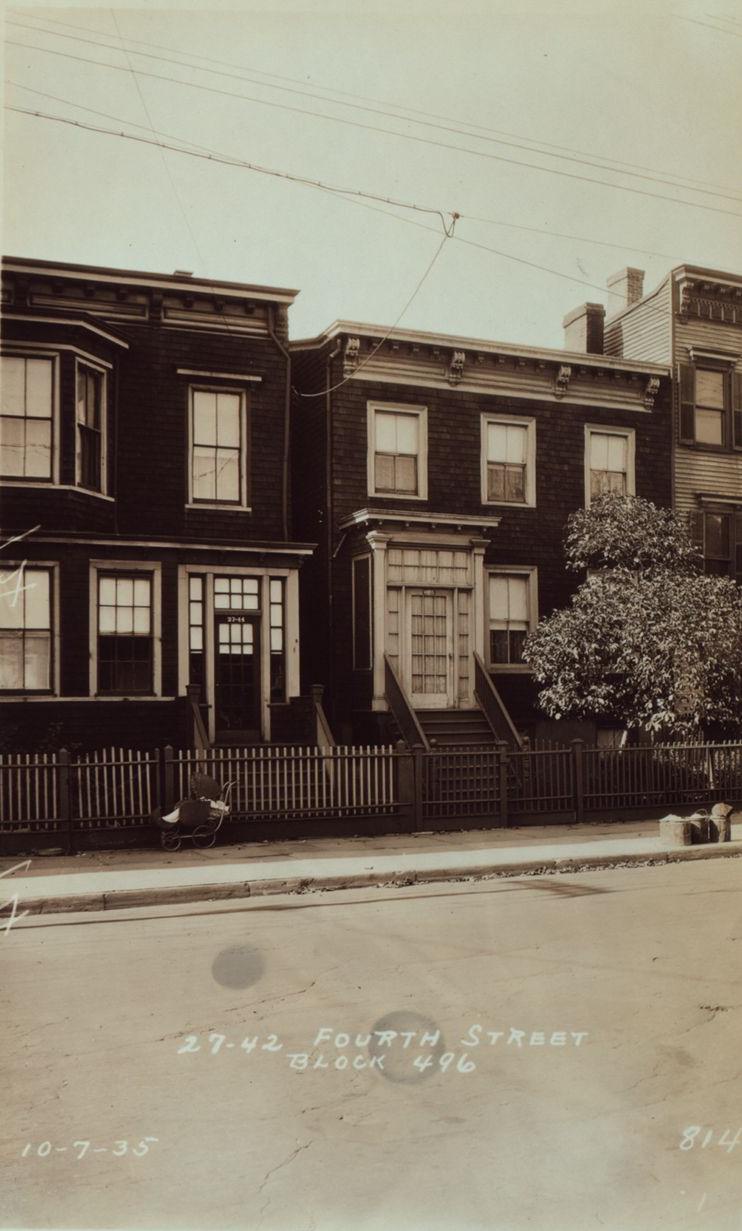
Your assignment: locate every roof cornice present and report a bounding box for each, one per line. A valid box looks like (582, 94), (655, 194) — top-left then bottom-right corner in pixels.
(290, 319), (668, 374)
(1, 256), (299, 304)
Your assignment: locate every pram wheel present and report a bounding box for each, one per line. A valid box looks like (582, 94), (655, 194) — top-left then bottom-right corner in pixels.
(161, 830), (182, 852)
(193, 825), (217, 849)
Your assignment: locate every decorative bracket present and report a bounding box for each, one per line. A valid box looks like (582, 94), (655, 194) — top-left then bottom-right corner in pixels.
(678, 283), (693, 319)
(343, 336), (361, 374)
(554, 364), (571, 398)
(448, 350), (466, 385)
(644, 376), (661, 409)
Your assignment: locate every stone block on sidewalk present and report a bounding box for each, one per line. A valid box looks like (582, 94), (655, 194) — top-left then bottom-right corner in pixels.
(659, 816), (692, 847)
(709, 803), (733, 844)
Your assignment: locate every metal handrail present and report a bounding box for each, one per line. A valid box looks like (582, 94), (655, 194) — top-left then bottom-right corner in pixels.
(384, 654), (429, 749)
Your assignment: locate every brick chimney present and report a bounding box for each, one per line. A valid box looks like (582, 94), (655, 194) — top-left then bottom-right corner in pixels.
(562, 302), (605, 354)
(606, 267), (645, 309)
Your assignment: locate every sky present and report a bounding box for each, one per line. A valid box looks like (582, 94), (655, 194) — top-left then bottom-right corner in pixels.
(2, 0), (742, 348)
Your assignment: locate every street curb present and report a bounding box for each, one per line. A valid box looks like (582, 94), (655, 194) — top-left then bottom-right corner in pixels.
(18, 841), (742, 916)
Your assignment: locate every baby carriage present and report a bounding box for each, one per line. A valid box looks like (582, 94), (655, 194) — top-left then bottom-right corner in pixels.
(154, 772), (234, 851)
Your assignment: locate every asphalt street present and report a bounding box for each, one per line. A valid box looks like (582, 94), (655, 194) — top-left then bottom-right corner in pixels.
(3, 860), (742, 1231)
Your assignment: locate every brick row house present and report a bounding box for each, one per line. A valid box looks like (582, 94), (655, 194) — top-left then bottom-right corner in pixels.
(291, 284), (673, 747)
(604, 264), (742, 583)
(0, 257), (314, 751)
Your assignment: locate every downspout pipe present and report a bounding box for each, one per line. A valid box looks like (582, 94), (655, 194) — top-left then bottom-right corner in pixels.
(325, 339), (343, 716)
(267, 305), (291, 542)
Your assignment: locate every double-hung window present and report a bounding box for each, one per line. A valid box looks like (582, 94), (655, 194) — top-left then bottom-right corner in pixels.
(97, 572), (154, 694)
(690, 509), (742, 583)
(482, 415), (535, 505)
(189, 388), (247, 506)
(368, 404), (427, 499)
(76, 362), (105, 492)
(0, 355), (54, 480)
(679, 359), (742, 450)
(585, 427), (635, 504)
(488, 569), (537, 668)
(0, 565), (53, 691)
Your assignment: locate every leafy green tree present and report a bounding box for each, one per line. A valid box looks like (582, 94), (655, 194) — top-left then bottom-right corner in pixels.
(523, 493), (742, 737)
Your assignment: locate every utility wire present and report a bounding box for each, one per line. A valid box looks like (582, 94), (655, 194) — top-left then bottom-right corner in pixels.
(293, 229), (454, 398)
(7, 81), (683, 262)
(7, 40), (742, 219)
(678, 14), (742, 37)
(4, 104), (457, 234)
(8, 18), (741, 202)
(108, 10), (204, 269)
(12, 12), (739, 197)
(6, 103), (683, 326)
(459, 212), (680, 262)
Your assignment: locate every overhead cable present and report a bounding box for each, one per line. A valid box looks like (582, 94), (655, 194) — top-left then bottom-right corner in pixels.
(12, 12), (739, 196)
(7, 40), (742, 218)
(8, 18), (741, 201)
(4, 104), (458, 234)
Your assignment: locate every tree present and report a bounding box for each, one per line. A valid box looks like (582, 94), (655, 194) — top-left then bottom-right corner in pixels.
(523, 493), (742, 738)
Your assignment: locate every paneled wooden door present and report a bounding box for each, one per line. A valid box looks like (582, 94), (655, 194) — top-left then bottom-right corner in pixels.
(406, 589), (453, 708)
(214, 612), (261, 739)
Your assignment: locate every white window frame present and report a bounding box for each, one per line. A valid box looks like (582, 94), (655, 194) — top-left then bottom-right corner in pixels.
(0, 560), (60, 696)
(187, 385), (250, 510)
(176, 563), (300, 744)
(89, 560), (162, 698)
(481, 413), (536, 507)
(74, 356), (109, 495)
(584, 425), (636, 507)
(486, 565), (538, 673)
(367, 401), (428, 501)
(0, 349), (60, 486)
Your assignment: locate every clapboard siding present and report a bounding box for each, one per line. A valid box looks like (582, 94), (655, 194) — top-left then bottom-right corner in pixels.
(604, 279), (672, 363)
(674, 313), (742, 509)
(675, 450), (742, 513)
(674, 316), (742, 364)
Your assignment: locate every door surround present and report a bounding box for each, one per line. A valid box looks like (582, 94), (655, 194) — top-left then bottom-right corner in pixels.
(366, 529), (489, 711)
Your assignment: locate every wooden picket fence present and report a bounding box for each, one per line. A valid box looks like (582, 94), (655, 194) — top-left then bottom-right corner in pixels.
(0, 739), (740, 851)
(168, 744), (399, 821)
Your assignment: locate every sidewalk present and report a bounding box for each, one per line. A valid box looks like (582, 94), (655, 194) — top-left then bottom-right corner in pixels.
(3, 820), (742, 916)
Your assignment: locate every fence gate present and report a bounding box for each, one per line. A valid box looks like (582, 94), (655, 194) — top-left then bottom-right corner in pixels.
(421, 746), (503, 823)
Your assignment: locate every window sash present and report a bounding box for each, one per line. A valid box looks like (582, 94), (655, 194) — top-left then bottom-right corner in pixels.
(696, 368), (725, 410)
(190, 389), (245, 504)
(487, 461), (526, 503)
(0, 356), (54, 480)
(694, 407), (724, 447)
(374, 450), (418, 494)
(372, 410), (421, 495)
(488, 573), (531, 664)
(702, 511), (742, 583)
(97, 573), (154, 694)
(0, 565), (53, 691)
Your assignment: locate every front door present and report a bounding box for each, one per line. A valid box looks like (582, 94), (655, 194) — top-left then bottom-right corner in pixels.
(406, 589), (453, 708)
(214, 613), (261, 738)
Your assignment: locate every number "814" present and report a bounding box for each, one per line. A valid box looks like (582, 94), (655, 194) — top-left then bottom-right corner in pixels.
(679, 1127), (741, 1152)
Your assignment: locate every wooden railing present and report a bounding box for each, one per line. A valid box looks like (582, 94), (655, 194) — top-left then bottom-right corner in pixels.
(384, 654), (429, 749)
(185, 684), (210, 751)
(311, 684), (336, 748)
(473, 652), (523, 749)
